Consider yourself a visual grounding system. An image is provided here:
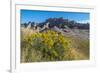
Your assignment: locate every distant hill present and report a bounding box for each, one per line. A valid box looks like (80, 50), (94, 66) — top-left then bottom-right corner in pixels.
(21, 17), (89, 29)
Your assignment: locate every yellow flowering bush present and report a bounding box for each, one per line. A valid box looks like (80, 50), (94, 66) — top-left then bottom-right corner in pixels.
(21, 30), (71, 62)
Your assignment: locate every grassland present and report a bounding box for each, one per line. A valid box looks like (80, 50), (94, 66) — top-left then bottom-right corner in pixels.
(21, 27), (89, 63)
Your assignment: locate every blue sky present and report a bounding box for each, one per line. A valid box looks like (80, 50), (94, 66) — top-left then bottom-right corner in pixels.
(21, 9), (90, 24)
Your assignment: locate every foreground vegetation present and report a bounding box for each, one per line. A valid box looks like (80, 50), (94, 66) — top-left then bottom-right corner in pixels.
(21, 28), (89, 63)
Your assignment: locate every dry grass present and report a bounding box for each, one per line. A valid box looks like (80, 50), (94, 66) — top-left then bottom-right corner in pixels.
(21, 27), (89, 63)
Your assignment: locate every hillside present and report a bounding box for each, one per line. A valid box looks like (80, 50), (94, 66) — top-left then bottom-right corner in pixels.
(21, 17), (89, 29)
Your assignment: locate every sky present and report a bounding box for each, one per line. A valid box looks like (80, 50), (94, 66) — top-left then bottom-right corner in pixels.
(20, 9), (90, 24)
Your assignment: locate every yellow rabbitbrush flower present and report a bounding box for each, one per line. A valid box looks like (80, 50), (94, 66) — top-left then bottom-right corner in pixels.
(21, 29), (71, 62)
(57, 35), (68, 49)
(41, 31), (54, 49)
